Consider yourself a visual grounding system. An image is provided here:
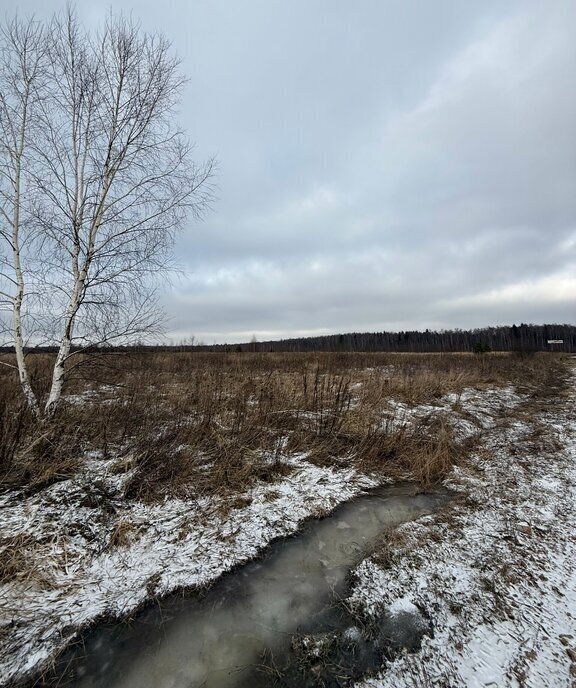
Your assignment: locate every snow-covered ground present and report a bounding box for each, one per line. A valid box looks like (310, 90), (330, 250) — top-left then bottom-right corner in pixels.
(350, 370), (576, 687)
(0, 453), (379, 686)
(1, 365), (574, 687)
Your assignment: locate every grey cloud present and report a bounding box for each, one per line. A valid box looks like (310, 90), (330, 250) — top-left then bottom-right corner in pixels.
(10, 1), (576, 343)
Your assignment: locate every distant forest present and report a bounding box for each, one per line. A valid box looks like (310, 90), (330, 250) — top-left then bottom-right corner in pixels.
(1, 324), (574, 355)
(193, 324), (576, 354)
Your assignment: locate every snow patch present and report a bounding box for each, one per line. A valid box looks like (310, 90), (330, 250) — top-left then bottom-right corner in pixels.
(351, 374), (576, 688)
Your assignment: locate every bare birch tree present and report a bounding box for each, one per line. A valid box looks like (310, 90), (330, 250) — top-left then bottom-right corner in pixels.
(0, 16), (47, 416)
(0, 9), (213, 417)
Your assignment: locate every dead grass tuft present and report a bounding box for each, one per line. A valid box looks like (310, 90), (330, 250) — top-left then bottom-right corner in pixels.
(0, 534), (34, 584)
(0, 534), (55, 587)
(14, 424), (80, 488)
(109, 520), (138, 548)
(371, 527), (414, 570)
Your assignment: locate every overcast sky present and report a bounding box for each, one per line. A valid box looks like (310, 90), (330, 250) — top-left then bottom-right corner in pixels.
(11, 1), (576, 343)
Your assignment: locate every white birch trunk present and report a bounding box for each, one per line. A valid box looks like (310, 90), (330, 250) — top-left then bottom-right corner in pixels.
(44, 143), (112, 416)
(11, 130), (40, 417)
(44, 269), (86, 415)
(12, 259), (39, 416)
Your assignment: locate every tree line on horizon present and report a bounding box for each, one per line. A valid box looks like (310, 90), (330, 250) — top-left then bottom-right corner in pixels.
(196, 323), (576, 354)
(1, 323), (573, 355)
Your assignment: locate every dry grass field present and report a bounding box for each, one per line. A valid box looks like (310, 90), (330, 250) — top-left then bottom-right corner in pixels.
(0, 351), (566, 501)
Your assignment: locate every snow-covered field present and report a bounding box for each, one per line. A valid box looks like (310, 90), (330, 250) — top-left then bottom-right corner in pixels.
(1, 363), (574, 687)
(350, 371), (576, 687)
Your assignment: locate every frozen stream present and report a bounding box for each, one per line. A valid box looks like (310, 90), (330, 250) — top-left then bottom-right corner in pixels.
(45, 484), (450, 687)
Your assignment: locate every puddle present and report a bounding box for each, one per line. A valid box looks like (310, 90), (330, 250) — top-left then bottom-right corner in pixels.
(41, 484), (449, 687)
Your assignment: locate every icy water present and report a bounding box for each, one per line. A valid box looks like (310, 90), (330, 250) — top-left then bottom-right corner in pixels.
(49, 485), (449, 688)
